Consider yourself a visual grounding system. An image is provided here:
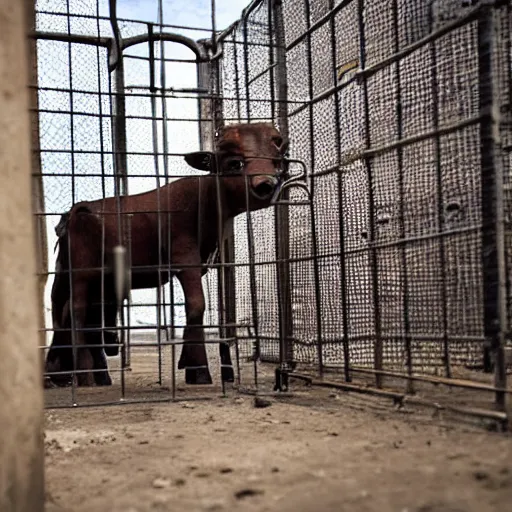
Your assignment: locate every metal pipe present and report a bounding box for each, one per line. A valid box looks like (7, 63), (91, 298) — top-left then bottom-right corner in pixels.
(357, 0), (383, 388)
(478, 4), (508, 409)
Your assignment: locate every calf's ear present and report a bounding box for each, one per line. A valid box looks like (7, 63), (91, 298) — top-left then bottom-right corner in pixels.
(184, 151), (217, 173)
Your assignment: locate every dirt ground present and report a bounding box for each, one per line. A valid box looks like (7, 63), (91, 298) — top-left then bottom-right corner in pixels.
(44, 348), (512, 512)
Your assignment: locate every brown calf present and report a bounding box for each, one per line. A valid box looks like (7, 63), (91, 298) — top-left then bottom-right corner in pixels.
(45, 122), (288, 386)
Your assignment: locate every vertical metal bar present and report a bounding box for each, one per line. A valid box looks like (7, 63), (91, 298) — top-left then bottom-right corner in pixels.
(242, 11), (262, 381)
(158, 1), (176, 366)
(273, 0), (293, 374)
(66, 0), (77, 404)
(114, 65), (128, 198)
(148, 24), (164, 386)
(67, 234), (77, 406)
(231, 28), (242, 385)
(303, 0), (324, 376)
(328, 0), (351, 382)
(233, 31), (242, 122)
(357, 0), (383, 388)
(211, 0), (217, 55)
(430, 33), (451, 378)
(267, 0), (276, 123)
(96, 0), (108, 371)
(113, 57), (128, 350)
(391, 0), (413, 393)
(478, 4), (507, 410)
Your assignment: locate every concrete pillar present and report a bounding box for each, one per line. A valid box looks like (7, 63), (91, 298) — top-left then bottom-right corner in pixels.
(0, 0), (45, 511)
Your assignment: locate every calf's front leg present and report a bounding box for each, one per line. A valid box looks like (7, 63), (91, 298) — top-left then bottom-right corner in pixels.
(176, 268), (212, 385)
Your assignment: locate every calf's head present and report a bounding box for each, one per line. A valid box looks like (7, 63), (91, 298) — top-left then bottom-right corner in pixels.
(185, 122), (288, 211)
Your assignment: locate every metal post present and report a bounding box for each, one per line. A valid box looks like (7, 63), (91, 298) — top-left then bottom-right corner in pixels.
(478, 3), (507, 410)
(273, 0), (293, 387)
(114, 61), (128, 198)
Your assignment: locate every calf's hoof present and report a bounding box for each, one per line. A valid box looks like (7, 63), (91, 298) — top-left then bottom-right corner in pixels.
(104, 345), (119, 357)
(185, 367), (213, 385)
(76, 374), (96, 387)
(49, 375), (73, 388)
(94, 371), (113, 386)
(221, 365), (235, 383)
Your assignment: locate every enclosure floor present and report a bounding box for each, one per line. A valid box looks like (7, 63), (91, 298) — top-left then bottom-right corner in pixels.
(44, 356), (512, 512)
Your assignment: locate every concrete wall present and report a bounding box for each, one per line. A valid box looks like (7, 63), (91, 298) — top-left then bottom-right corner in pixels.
(0, 0), (45, 510)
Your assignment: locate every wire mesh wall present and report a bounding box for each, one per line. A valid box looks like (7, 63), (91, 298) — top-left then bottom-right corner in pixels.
(214, 0), (512, 420)
(33, 0), (512, 422)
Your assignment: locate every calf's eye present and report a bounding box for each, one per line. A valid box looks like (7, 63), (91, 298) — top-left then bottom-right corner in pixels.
(227, 158), (244, 172)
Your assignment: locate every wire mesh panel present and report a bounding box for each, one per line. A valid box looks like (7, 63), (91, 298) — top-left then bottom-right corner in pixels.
(216, 0), (511, 417)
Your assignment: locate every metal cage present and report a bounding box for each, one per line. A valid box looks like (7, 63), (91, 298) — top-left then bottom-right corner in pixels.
(33, 0), (512, 428)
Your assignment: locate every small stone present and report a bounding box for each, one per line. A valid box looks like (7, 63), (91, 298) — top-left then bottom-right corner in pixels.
(474, 470), (489, 481)
(329, 392), (340, 400)
(152, 477), (171, 489)
(234, 397), (244, 404)
(328, 432), (339, 437)
(182, 402), (195, 409)
(174, 478), (186, 486)
(271, 467), (279, 473)
(426, 440), (431, 446)
(196, 472), (210, 478)
(254, 397), (272, 408)
(139, 440), (149, 445)
(360, 490), (369, 498)
(219, 467), (233, 474)
(234, 488), (264, 500)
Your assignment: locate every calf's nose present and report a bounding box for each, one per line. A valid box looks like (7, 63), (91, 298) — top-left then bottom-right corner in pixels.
(251, 175), (279, 200)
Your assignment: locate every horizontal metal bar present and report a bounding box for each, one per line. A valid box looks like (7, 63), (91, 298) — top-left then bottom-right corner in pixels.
(288, 372), (404, 400)
(247, 63), (278, 86)
(30, 84), (307, 104)
(35, 223), (484, 277)
(348, 365), (512, 394)
(35, 9), (215, 34)
(31, 31), (109, 46)
(123, 54), (196, 64)
(39, 323), (252, 334)
(308, 115), (485, 175)
(40, 338), (237, 350)
(125, 85), (209, 94)
(287, 372), (508, 428)
(286, 0), (355, 52)
(34, 107), (207, 122)
(403, 396), (509, 426)
(361, 115), (485, 161)
(45, 396), (216, 411)
(270, 332), (487, 345)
